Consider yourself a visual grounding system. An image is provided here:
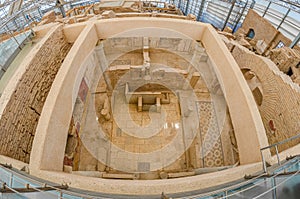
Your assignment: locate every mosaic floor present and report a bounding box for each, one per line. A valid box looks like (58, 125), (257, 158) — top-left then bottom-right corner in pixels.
(197, 101), (224, 167)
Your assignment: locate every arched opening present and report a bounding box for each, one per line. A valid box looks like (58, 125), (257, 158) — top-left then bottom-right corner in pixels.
(240, 68), (263, 106)
(252, 87), (263, 106)
(246, 28), (255, 39)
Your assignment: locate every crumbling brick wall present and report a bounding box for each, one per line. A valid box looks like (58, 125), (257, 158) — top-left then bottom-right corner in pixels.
(241, 9), (278, 45)
(232, 45), (300, 153)
(240, 9), (300, 54)
(0, 27), (72, 163)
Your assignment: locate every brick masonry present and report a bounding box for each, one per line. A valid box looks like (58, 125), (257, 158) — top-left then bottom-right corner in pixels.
(240, 9), (300, 54)
(0, 27), (72, 163)
(232, 45), (300, 153)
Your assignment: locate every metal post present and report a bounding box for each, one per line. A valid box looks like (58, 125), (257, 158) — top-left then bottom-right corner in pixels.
(5, 25), (22, 50)
(261, 150), (267, 173)
(56, 0), (66, 17)
(38, 7), (43, 20)
(277, 8), (290, 30)
(275, 145), (281, 165)
(262, 1), (271, 17)
(197, 0), (206, 21)
(13, 19), (19, 30)
(22, 12), (34, 35)
(178, 0), (182, 10)
(250, 0), (255, 9)
(271, 176), (277, 199)
(185, 0), (190, 15)
(59, 5), (66, 18)
(9, 173), (13, 187)
(289, 32), (300, 48)
(222, 0), (236, 30)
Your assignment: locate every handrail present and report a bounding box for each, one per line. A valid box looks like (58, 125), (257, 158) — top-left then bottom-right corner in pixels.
(189, 156), (300, 198)
(261, 133), (300, 151)
(253, 166), (300, 199)
(0, 164), (105, 199)
(224, 158), (300, 198)
(1, 158), (297, 199)
(260, 133), (300, 173)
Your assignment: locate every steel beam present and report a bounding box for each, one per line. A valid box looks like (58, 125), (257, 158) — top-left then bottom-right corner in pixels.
(197, 0), (206, 21)
(262, 1), (271, 17)
(277, 8), (290, 30)
(290, 31), (300, 48)
(233, 0), (249, 32)
(222, 0), (236, 30)
(184, 0), (190, 15)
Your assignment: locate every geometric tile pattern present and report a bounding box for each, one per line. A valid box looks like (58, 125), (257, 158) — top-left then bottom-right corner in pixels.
(197, 101), (224, 167)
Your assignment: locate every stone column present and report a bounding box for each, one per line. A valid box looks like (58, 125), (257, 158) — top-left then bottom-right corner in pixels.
(138, 96), (143, 112)
(95, 43), (113, 91)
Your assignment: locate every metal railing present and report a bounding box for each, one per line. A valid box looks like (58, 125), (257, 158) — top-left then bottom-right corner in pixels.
(186, 156), (300, 198)
(0, 157), (298, 198)
(183, 133), (300, 198)
(0, 164), (104, 199)
(260, 133), (300, 173)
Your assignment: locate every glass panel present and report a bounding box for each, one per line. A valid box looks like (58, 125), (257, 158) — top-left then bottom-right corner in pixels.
(0, 193), (28, 199)
(62, 193), (85, 199)
(276, 174), (300, 199)
(0, 31), (31, 69)
(0, 167), (12, 185)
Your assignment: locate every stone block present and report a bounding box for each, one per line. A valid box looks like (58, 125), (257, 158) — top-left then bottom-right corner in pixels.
(167, 171), (195, 178)
(102, 10), (116, 19)
(63, 165), (72, 173)
(255, 40), (267, 55)
(72, 171), (104, 178)
(102, 173), (139, 179)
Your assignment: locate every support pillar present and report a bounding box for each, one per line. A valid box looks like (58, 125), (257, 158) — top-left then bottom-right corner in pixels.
(262, 1), (271, 17)
(184, 0), (190, 15)
(222, 0), (236, 30)
(138, 96), (143, 112)
(197, 0), (206, 21)
(290, 32), (300, 49)
(277, 8), (290, 30)
(156, 97), (161, 113)
(95, 43), (113, 91)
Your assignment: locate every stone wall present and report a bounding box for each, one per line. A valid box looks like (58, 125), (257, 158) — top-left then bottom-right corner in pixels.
(241, 9), (278, 46)
(232, 45), (300, 152)
(240, 9), (300, 54)
(0, 27), (72, 163)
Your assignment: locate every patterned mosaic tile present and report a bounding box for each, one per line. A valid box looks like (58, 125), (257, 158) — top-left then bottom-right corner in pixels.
(197, 101), (224, 167)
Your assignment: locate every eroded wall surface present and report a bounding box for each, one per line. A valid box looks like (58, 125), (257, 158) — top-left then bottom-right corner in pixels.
(240, 9), (300, 54)
(241, 10), (278, 46)
(232, 45), (300, 152)
(0, 27), (72, 163)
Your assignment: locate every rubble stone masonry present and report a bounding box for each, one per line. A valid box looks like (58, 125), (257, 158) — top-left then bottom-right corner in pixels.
(0, 27), (72, 163)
